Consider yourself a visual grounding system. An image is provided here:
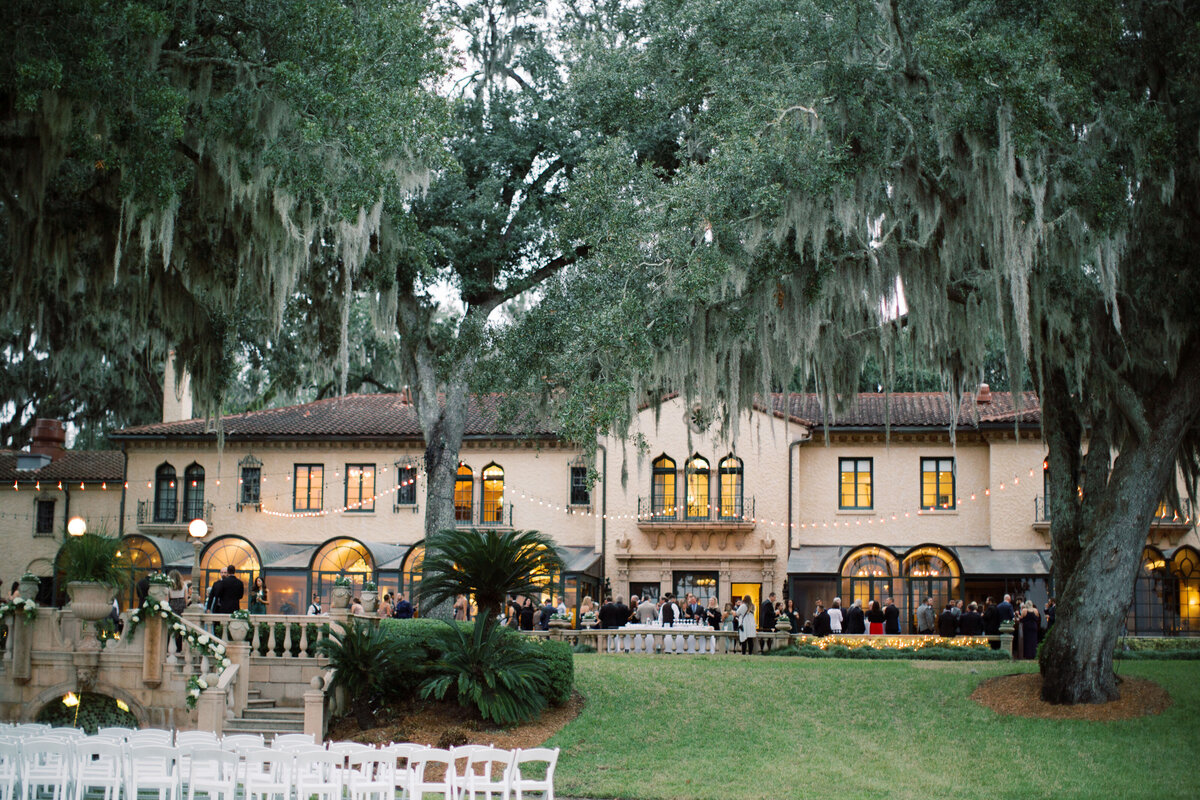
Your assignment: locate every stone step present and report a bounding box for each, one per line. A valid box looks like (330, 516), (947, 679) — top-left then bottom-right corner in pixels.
(241, 706), (304, 720)
(245, 698), (276, 709)
(222, 717), (306, 736)
(246, 688), (261, 698)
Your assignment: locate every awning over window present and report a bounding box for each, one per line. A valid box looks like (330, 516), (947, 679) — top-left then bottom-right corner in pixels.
(786, 546), (846, 575)
(558, 545), (602, 577)
(954, 547), (1051, 576)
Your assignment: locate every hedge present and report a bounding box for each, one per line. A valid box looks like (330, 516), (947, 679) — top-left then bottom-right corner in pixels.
(525, 637), (574, 706)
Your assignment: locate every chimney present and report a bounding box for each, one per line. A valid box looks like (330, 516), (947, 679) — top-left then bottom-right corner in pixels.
(27, 419), (66, 461)
(976, 383), (992, 405)
(163, 350), (194, 423)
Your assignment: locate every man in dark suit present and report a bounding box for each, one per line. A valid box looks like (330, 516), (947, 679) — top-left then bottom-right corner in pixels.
(959, 601), (985, 636)
(135, 575), (151, 607)
(599, 597), (617, 628)
(613, 596), (629, 629)
(883, 597), (901, 634)
(210, 566), (245, 614)
(759, 593), (777, 652)
(937, 603), (958, 638)
(812, 601), (831, 637)
(844, 599), (866, 634)
(683, 594), (702, 621)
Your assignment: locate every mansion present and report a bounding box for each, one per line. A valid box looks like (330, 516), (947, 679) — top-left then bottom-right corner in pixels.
(2, 376), (1197, 636)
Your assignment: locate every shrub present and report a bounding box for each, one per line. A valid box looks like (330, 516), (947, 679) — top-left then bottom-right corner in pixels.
(1114, 648), (1200, 660)
(527, 637), (574, 705)
(1118, 637), (1200, 652)
(571, 643), (597, 654)
(317, 619), (423, 729)
(421, 617), (549, 726)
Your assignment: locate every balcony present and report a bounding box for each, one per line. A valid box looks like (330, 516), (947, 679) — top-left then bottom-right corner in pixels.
(1033, 496), (1193, 546)
(632, 496), (757, 552)
(453, 502), (514, 529)
(137, 500), (214, 533)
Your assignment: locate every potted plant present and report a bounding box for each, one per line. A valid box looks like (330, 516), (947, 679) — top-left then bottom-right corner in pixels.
(17, 572), (40, 606)
(146, 572), (173, 603)
(58, 532), (129, 621)
(579, 609), (599, 629)
(775, 614), (792, 633)
(331, 575), (353, 610)
(548, 613), (572, 630)
(361, 581), (379, 614)
(226, 609), (252, 642)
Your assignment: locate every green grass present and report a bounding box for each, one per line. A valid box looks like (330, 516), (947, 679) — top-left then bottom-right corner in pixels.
(547, 655), (1200, 800)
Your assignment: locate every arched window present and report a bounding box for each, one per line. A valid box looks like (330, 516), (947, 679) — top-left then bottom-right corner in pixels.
(183, 463), (205, 521)
(455, 463), (474, 523)
(310, 538), (375, 605)
(718, 455), (744, 519)
(116, 535), (163, 609)
(482, 464), (504, 525)
(401, 543), (424, 602)
(840, 546), (899, 611)
(1129, 547), (1173, 636)
(199, 536), (261, 605)
(685, 455), (710, 519)
(154, 463), (177, 523)
(901, 546), (962, 631)
(651, 456), (676, 518)
(1171, 547), (1200, 635)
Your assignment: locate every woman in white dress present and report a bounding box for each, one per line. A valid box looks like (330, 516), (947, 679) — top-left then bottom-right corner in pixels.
(736, 595), (756, 655)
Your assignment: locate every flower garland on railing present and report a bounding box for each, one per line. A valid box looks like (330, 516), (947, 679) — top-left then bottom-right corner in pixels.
(185, 675), (208, 709)
(127, 596), (231, 673)
(0, 597), (39, 624)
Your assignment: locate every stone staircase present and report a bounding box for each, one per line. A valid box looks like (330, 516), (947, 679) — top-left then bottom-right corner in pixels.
(222, 687), (306, 739)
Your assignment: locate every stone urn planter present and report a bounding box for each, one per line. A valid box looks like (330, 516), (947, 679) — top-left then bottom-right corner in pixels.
(775, 617), (792, 633)
(331, 584), (352, 610)
(548, 618), (572, 630)
(17, 577), (40, 605)
(226, 618), (251, 642)
(361, 590), (379, 614)
(580, 615), (599, 629)
(67, 582), (116, 621)
(148, 583), (170, 604)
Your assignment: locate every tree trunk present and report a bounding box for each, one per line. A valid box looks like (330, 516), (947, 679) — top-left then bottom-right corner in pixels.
(1038, 343), (1200, 704)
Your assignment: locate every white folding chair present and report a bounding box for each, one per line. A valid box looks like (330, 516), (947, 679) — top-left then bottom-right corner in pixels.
(220, 735), (264, 753)
(0, 741), (20, 800)
(73, 740), (123, 800)
(345, 752), (393, 800)
(13, 726), (51, 737)
(510, 749), (558, 800)
(382, 744), (426, 800)
(408, 748), (456, 800)
(184, 749), (238, 800)
(22, 737), (73, 800)
(127, 731), (174, 748)
(174, 733), (218, 749)
(241, 749), (290, 800)
(456, 747), (514, 800)
(96, 728), (134, 742)
(126, 744), (180, 800)
(293, 750), (342, 800)
(39, 731), (84, 744)
(269, 735), (315, 749)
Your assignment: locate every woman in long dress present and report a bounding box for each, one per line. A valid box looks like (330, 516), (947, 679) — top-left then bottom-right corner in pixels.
(736, 595), (756, 655)
(1019, 601), (1041, 659)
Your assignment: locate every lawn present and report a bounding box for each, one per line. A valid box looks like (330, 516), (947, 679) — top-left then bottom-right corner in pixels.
(546, 655), (1200, 800)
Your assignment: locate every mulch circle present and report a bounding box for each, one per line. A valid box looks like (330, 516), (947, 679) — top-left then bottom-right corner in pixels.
(971, 672), (1172, 721)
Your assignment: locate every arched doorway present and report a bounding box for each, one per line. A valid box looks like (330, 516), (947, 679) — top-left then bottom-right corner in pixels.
(1128, 547), (1173, 636)
(902, 546), (961, 631)
(116, 535), (162, 610)
(198, 536), (262, 609)
(401, 543), (424, 607)
(840, 545), (899, 610)
(310, 538), (375, 606)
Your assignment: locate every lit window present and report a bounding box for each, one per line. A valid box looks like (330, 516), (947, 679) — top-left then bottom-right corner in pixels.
(719, 456), (744, 519)
(482, 464), (504, 524)
(294, 464), (324, 512)
(840, 458), (873, 509)
(345, 464), (375, 512)
(651, 456), (676, 517)
(396, 464), (417, 506)
(455, 464), (474, 522)
(686, 455), (710, 519)
(920, 458), (955, 509)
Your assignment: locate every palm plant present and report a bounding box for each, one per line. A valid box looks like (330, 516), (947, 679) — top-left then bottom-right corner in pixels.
(417, 529), (564, 622)
(421, 617), (549, 725)
(58, 532), (130, 587)
(316, 618), (421, 729)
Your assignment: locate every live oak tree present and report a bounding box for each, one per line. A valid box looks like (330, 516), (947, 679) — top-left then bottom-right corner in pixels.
(0, 0), (449, 432)
(529, 0), (1200, 703)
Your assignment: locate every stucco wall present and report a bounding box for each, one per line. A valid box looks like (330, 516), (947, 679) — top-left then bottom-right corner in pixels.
(0, 484), (123, 579)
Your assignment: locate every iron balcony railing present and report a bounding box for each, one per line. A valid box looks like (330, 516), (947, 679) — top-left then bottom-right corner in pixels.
(637, 496), (755, 523)
(137, 499), (214, 526)
(1034, 496), (1192, 524)
(453, 501), (514, 528)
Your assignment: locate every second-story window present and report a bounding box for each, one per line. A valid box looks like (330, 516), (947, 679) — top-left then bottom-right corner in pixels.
(482, 463), (504, 524)
(920, 457), (955, 509)
(294, 464), (324, 512)
(686, 455), (710, 519)
(455, 463), (474, 522)
(183, 463), (205, 521)
(719, 455), (743, 518)
(154, 463), (177, 523)
(239, 455), (262, 510)
(569, 464), (590, 506)
(396, 463), (417, 505)
(651, 455), (676, 517)
(839, 458), (873, 509)
(346, 464), (375, 512)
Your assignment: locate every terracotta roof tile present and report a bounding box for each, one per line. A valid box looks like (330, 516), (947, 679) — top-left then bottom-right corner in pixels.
(112, 393), (555, 440)
(775, 391), (1040, 429)
(0, 451), (124, 483)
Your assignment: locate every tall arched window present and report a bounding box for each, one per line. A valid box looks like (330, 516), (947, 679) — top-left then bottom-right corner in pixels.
(183, 463), (205, 521)
(651, 456), (676, 518)
(901, 546), (961, 631)
(117, 535), (162, 609)
(310, 538), (375, 604)
(840, 546), (899, 610)
(199, 536), (261, 604)
(685, 455), (710, 519)
(154, 463), (177, 523)
(1129, 547), (1173, 636)
(455, 463), (474, 523)
(718, 455), (744, 519)
(1171, 547), (1200, 635)
(401, 543), (424, 602)
(482, 464), (504, 525)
